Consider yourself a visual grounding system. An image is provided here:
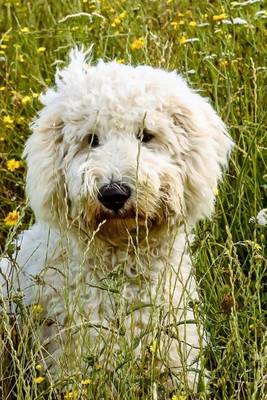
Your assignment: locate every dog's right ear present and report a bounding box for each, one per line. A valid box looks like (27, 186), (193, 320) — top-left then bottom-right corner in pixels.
(24, 47), (93, 224)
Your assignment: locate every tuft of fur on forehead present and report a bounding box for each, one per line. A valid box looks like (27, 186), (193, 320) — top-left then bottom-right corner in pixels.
(24, 47), (233, 239)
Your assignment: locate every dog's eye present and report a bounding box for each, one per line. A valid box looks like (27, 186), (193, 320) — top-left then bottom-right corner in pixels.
(137, 128), (154, 143)
(88, 134), (99, 148)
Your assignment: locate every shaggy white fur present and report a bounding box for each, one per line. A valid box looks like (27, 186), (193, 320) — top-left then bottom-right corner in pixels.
(1, 48), (233, 391)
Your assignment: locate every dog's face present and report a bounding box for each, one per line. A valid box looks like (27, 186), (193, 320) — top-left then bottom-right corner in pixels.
(25, 49), (232, 240)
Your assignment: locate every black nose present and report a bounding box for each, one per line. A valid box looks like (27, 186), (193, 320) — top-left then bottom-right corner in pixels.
(98, 183), (131, 211)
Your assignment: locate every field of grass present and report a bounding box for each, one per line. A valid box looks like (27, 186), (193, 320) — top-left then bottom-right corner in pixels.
(0, 0), (266, 399)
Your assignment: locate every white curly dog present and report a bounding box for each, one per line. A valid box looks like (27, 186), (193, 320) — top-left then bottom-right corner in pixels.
(1, 48), (232, 391)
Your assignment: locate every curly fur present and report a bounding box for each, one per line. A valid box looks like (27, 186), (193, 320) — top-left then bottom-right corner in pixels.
(1, 48), (233, 391)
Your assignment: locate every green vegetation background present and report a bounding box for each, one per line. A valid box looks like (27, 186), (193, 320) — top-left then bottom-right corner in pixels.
(0, 0), (266, 399)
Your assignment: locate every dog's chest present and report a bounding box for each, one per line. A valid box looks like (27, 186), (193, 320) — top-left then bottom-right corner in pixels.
(39, 241), (174, 328)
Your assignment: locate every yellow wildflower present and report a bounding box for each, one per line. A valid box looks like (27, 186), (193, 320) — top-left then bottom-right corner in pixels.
(116, 58), (125, 64)
(119, 11), (127, 19)
(17, 54), (25, 62)
(213, 187), (219, 196)
(254, 243), (262, 251)
(0, 44), (7, 49)
(111, 17), (122, 27)
(0, 86), (6, 91)
(131, 37), (145, 50)
(0, 50), (5, 55)
(33, 376), (45, 384)
(150, 339), (157, 353)
(219, 60), (229, 68)
(179, 20), (185, 25)
(7, 159), (22, 172)
(4, 211), (20, 226)
(0, 136), (5, 142)
(189, 21), (197, 27)
(172, 395), (187, 400)
(171, 395), (187, 400)
(17, 116), (26, 124)
(179, 36), (187, 44)
(64, 390), (78, 399)
(170, 21), (178, 29)
(21, 95), (32, 105)
(32, 92), (39, 98)
(2, 34), (10, 41)
(32, 304), (44, 314)
(81, 378), (91, 385)
(3, 115), (14, 125)
(36, 364), (43, 371)
(213, 13), (227, 22)
(37, 47), (46, 53)
(20, 27), (30, 33)
(178, 12), (184, 17)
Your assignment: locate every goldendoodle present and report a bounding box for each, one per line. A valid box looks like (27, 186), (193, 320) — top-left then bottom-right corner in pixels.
(1, 48), (233, 392)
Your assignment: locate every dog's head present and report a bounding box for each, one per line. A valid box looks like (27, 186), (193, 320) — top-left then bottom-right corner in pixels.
(24, 48), (233, 240)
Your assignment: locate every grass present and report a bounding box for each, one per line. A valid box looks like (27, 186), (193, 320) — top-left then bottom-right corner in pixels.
(0, 0), (266, 399)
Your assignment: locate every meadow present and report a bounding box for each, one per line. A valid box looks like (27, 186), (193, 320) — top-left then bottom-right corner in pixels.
(0, 0), (266, 399)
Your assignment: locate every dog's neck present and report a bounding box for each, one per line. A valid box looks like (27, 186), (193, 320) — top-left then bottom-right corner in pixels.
(66, 219), (189, 268)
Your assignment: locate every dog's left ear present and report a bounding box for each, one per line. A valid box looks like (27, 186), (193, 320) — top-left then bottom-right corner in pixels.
(172, 88), (233, 225)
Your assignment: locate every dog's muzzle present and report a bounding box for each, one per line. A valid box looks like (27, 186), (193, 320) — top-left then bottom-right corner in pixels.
(98, 182), (131, 212)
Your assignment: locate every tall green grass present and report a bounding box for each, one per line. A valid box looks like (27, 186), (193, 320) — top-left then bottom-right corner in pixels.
(0, 1), (266, 399)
